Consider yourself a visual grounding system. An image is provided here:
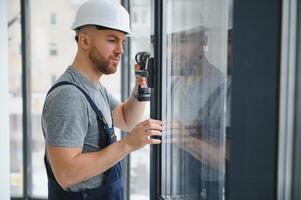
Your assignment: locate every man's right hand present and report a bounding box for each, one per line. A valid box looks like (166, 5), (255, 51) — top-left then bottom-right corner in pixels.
(122, 119), (163, 152)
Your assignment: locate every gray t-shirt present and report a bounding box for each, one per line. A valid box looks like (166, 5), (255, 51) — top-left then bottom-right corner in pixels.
(42, 66), (119, 191)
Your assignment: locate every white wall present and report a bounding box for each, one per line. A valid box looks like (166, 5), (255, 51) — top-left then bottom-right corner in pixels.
(0, 0), (11, 199)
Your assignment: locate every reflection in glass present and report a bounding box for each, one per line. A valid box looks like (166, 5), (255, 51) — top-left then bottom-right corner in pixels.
(8, 0), (23, 196)
(129, 0), (152, 199)
(162, 0), (232, 199)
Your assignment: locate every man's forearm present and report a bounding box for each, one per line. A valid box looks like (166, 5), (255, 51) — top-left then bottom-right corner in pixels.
(49, 139), (131, 189)
(49, 118), (163, 189)
(181, 138), (224, 170)
(122, 91), (146, 130)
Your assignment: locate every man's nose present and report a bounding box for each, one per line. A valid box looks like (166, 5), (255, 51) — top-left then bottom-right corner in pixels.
(114, 43), (124, 55)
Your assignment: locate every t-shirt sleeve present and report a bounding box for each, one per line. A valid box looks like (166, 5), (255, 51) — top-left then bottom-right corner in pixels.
(103, 86), (120, 111)
(42, 86), (89, 147)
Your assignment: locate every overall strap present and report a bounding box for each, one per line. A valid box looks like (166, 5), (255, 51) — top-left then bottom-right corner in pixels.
(47, 81), (112, 129)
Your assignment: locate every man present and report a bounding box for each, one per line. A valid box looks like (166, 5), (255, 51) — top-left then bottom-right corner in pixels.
(41, 0), (162, 199)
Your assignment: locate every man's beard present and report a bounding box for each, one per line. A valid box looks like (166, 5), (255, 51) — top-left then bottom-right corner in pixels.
(89, 45), (117, 75)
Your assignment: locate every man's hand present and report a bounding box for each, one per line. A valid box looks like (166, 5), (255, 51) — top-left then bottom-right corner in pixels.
(122, 119), (163, 151)
(164, 120), (225, 170)
(164, 120), (193, 144)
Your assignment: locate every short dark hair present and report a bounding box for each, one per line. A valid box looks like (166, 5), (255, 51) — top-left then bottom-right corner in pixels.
(74, 25), (126, 42)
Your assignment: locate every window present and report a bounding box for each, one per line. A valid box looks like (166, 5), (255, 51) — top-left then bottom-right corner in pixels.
(8, 0), (23, 197)
(30, 0), (81, 197)
(129, 0), (152, 199)
(161, 0), (231, 199)
(29, 0), (122, 197)
(49, 43), (58, 56)
(50, 12), (56, 25)
(9, 0), (124, 198)
(132, 10), (138, 24)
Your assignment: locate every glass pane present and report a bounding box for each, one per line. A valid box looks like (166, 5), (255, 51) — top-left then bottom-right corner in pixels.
(161, 0), (233, 199)
(30, 0), (87, 197)
(8, 0), (23, 196)
(129, 0), (152, 199)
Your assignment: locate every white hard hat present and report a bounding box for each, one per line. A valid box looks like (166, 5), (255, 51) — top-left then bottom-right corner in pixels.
(166, 0), (231, 35)
(71, 0), (132, 35)
(166, 0), (209, 35)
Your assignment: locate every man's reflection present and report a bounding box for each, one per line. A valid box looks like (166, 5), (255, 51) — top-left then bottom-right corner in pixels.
(170, 27), (224, 126)
(171, 28), (209, 76)
(168, 26), (232, 200)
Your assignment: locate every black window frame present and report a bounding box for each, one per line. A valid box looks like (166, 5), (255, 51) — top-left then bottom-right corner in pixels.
(20, 0), (33, 199)
(150, 0), (163, 199)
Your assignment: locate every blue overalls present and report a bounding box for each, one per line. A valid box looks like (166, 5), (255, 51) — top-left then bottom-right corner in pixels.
(44, 81), (124, 200)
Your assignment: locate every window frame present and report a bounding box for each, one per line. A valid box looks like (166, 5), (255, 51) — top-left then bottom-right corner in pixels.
(150, 0), (163, 199)
(20, 0), (33, 199)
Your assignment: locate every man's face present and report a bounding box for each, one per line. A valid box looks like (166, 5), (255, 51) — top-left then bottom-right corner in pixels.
(169, 30), (208, 76)
(181, 31), (208, 61)
(88, 29), (126, 75)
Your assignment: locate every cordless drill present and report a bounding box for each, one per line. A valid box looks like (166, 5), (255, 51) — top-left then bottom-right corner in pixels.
(134, 51), (153, 101)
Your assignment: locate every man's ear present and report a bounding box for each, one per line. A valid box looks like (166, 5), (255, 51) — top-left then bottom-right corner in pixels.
(78, 33), (91, 50)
